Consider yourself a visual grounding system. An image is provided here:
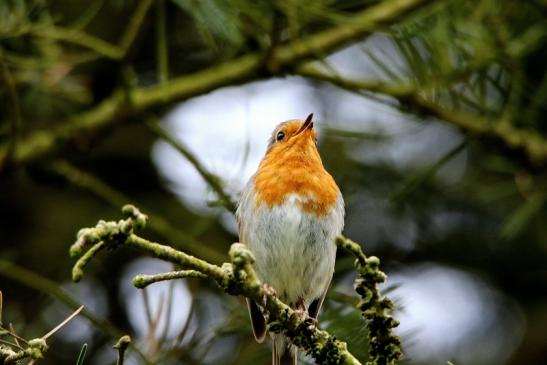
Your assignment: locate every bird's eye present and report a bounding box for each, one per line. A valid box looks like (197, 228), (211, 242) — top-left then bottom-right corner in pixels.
(276, 131), (285, 141)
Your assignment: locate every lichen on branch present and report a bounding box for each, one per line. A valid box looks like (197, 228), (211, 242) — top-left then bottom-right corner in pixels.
(0, 305), (85, 365)
(336, 237), (402, 365)
(69, 205), (401, 365)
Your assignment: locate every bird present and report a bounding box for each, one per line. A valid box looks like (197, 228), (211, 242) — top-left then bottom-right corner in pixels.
(236, 114), (345, 365)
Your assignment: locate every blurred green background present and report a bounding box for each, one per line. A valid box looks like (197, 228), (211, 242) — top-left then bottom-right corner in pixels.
(1, 0), (547, 364)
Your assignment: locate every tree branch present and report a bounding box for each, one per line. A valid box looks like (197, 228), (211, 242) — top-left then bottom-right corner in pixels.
(146, 120), (238, 212)
(31, 0), (153, 60)
(336, 237), (401, 365)
(114, 335), (131, 365)
(0, 0), (431, 171)
(2, 306), (84, 364)
(69, 205), (402, 364)
(133, 270), (207, 289)
(47, 160), (227, 263)
(298, 65), (547, 166)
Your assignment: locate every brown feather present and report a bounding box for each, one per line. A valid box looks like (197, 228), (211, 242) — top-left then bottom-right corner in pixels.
(247, 299), (266, 342)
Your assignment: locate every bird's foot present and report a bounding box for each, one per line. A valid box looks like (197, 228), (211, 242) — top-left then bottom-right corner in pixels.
(262, 283), (277, 307)
(293, 300), (318, 325)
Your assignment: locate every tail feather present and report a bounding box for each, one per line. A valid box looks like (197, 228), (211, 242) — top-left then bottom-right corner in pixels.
(272, 337), (297, 365)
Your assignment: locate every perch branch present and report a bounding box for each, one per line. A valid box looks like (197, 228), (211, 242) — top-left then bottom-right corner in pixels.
(70, 205), (403, 365)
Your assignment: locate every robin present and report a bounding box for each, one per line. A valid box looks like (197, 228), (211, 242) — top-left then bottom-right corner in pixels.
(236, 114), (345, 365)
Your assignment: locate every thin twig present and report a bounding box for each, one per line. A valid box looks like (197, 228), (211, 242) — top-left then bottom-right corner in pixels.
(75, 343), (88, 365)
(114, 335), (131, 365)
(156, 0), (169, 84)
(119, 0), (154, 54)
(390, 140), (467, 202)
(42, 305), (84, 340)
(7, 323), (28, 345)
(142, 289), (154, 332)
(0, 338), (24, 351)
(34, 26), (122, 59)
(31, 0), (153, 60)
(146, 120), (237, 212)
(133, 270), (207, 289)
(152, 292), (165, 333)
(0, 259), (153, 365)
(160, 280), (175, 344)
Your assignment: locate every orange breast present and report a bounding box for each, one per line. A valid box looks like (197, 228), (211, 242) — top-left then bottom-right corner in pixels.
(253, 143), (339, 216)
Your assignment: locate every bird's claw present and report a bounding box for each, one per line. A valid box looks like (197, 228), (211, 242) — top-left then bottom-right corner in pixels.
(262, 283), (276, 306)
(293, 300), (318, 325)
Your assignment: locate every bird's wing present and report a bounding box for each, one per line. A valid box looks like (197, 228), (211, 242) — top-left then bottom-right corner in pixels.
(308, 277), (331, 319)
(247, 298), (267, 342)
(237, 179), (267, 342)
(309, 193), (345, 319)
(235, 178), (254, 241)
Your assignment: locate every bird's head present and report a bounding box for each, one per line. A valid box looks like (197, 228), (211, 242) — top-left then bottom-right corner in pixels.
(265, 113), (319, 162)
(254, 113), (338, 212)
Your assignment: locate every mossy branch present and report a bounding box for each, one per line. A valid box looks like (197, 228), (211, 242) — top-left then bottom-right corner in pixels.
(336, 237), (401, 365)
(1, 306), (84, 364)
(133, 270), (207, 289)
(69, 205), (401, 364)
(2, 338), (48, 364)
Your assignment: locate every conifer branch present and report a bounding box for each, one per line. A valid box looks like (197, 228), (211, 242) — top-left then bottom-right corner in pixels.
(297, 65), (547, 166)
(0, 0), (431, 171)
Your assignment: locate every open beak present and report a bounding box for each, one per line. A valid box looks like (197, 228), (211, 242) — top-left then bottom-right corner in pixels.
(295, 113), (314, 136)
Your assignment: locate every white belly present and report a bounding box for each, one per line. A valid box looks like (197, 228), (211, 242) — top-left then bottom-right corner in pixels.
(238, 193), (344, 306)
